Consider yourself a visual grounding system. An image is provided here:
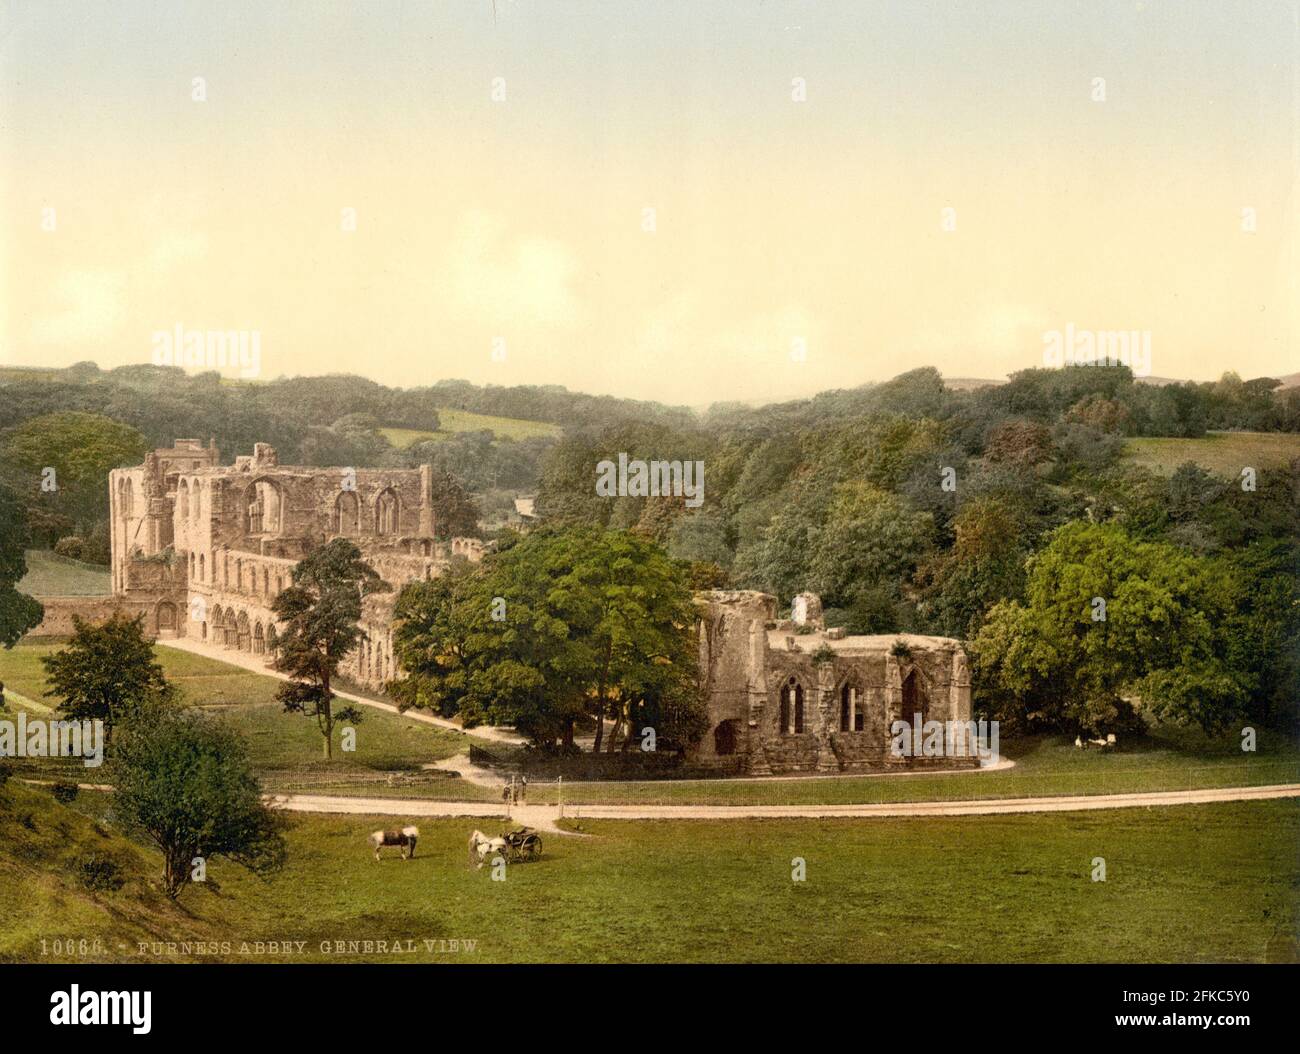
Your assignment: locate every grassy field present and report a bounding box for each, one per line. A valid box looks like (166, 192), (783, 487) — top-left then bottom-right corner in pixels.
(523, 729), (1300, 807)
(4, 640), (1297, 805)
(0, 643), (469, 782)
(380, 408), (561, 447)
(17, 550), (111, 597)
(3, 782), (1295, 963)
(1124, 430), (1300, 476)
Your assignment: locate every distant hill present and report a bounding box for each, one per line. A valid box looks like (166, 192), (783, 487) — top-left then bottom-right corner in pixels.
(1124, 431), (1300, 476)
(379, 409), (562, 447)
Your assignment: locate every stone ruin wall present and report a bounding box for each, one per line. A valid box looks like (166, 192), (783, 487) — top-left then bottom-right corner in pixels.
(692, 590), (975, 776)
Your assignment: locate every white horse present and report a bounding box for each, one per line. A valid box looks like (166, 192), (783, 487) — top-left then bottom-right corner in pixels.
(468, 829), (508, 869)
(369, 826), (419, 861)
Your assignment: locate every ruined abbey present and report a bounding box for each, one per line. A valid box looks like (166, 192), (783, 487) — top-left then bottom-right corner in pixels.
(694, 591), (975, 775)
(91, 439), (971, 777)
(106, 439), (482, 690)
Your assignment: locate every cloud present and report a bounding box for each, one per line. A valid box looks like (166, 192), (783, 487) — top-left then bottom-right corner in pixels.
(443, 211), (581, 328)
(31, 269), (128, 345)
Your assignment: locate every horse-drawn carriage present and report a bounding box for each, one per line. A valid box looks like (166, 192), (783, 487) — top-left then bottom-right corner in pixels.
(502, 826), (543, 862)
(468, 826), (543, 867)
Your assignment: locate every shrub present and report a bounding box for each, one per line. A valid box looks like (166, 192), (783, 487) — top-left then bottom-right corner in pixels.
(54, 536), (86, 560)
(811, 643), (837, 665)
(0, 759), (13, 787)
(50, 780), (80, 803)
(77, 853), (125, 892)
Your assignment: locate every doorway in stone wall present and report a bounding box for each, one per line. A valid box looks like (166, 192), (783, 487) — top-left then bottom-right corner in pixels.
(901, 668), (926, 726)
(713, 719), (738, 756)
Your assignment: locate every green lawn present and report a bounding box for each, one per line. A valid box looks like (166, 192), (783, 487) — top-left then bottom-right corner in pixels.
(1124, 431), (1300, 476)
(18, 550), (111, 597)
(380, 408), (561, 447)
(6, 783), (1295, 963)
(521, 730), (1300, 807)
(0, 642), (470, 782)
(5, 640), (1297, 805)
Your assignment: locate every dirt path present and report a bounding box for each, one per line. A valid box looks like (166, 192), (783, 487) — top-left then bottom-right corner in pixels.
(157, 637), (525, 746)
(266, 782), (1300, 833)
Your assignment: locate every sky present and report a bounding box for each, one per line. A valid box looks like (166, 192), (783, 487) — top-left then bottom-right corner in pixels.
(1, 0), (1296, 406)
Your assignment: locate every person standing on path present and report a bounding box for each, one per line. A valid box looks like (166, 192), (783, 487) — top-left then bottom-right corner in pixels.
(520, 774), (528, 804)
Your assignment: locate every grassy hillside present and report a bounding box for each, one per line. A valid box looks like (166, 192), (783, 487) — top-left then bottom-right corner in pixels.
(18, 550), (111, 597)
(381, 408), (561, 447)
(1124, 430), (1300, 476)
(0, 781), (229, 962)
(2, 786), (1294, 962)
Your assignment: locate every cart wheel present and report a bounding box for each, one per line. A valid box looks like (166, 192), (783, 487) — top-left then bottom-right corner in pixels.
(529, 837), (542, 859)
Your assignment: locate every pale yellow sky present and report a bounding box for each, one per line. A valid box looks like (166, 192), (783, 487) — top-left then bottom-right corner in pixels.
(2, 1), (1296, 404)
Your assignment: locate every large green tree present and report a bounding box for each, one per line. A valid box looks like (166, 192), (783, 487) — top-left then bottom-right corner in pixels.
(392, 526), (704, 752)
(0, 481), (44, 647)
(270, 539), (387, 759)
(806, 482), (933, 609)
(971, 521), (1253, 734)
(0, 411), (147, 541)
(113, 701), (286, 898)
(919, 497), (1028, 637)
(41, 613), (173, 738)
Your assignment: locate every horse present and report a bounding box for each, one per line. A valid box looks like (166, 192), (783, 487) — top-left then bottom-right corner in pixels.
(368, 826), (419, 861)
(468, 829), (508, 869)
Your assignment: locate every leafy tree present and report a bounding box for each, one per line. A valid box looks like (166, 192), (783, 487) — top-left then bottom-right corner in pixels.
(918, 497), (1027, 636)
(427, 468), (480, 540)
(0, 411), (147, 539)
(41, 613), (172, 738)
(392, 527), (703, 753)
(270, 539), (387, 759)
(0, 482), (44, 647)
(806, 482), (932, 609)
(971, 522), (1251, 734)
(113, 701), (286, 898)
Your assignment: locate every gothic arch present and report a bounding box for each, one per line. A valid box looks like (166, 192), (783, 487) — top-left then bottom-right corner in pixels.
(375, 487), (400, 536)
(334, 490), (361, 535)
(243, 477), (284, 535)
(838, 673), (866, 732)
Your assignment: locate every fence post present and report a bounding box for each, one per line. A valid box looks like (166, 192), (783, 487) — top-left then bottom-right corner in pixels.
(557, 775), (564, 819)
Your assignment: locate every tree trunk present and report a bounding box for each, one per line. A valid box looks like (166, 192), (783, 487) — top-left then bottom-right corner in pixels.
(322, 670), (333, 760)
(164, 852), (185, 899)
(592, 641), (612, 754)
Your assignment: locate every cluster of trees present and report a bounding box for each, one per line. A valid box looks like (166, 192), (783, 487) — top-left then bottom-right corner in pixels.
(0, 483), (44, 645)
(391, 526), (705, 752)
(535, 366), (1299, 736)
(0, 365), (694, 493)
(27, 613), (285, 899)
(0, 367), (568, 560)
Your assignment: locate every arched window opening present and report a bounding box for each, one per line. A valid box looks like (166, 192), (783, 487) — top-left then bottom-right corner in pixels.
(779, 677), (804, 735)
(375, 488), (400, 536)
(841, 684), (864, 732)
(334, 490), (361, 535)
